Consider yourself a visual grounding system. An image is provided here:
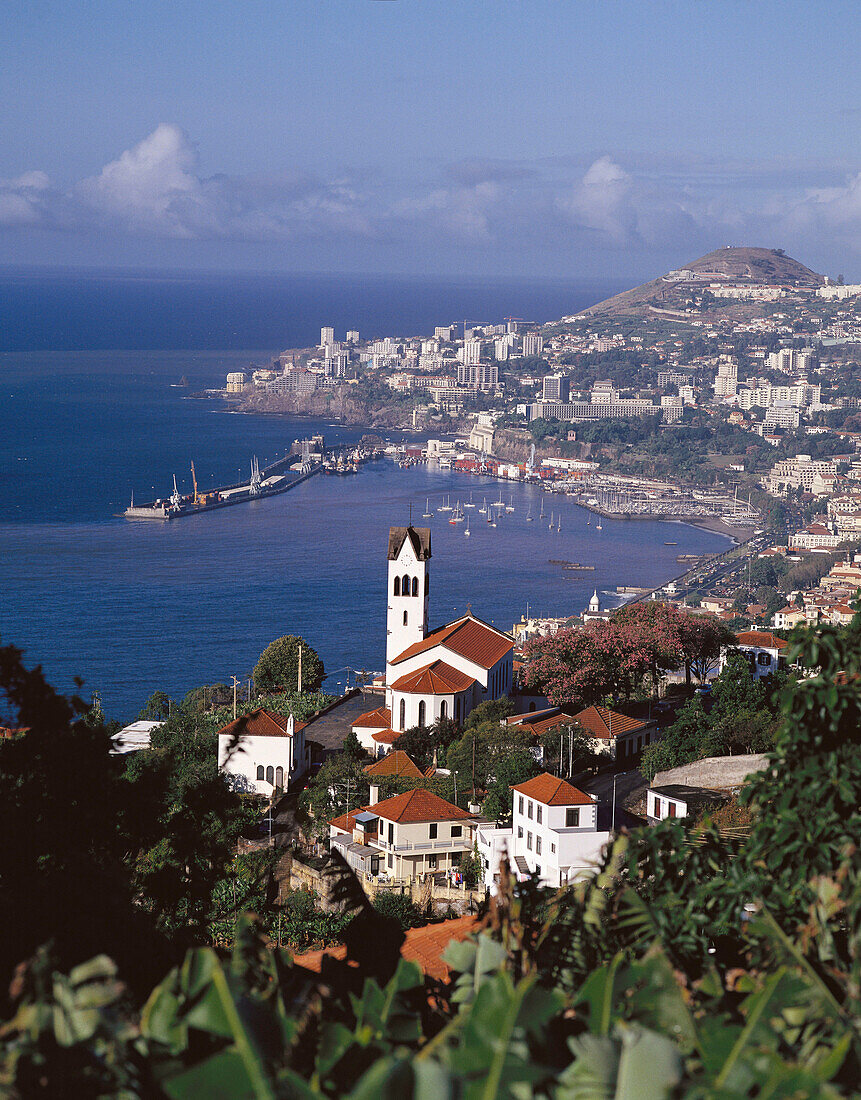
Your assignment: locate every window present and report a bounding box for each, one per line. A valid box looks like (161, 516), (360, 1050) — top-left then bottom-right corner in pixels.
(517, 826), (523, 838)
(654, 798), (662, 817)
(758, 652), (771, 666)
(418, 700), (426, 727)
(440, 700), (447, 720)
(428, 855), (437, 869)
(265, 765), (274, 784)
(256, 765), (264, 780)
(399, 699), (406, 729)
(566, 807), (580, 828)
(451, 825), (462, 838)
(526, 832), (532, 850)
(412, 576), (419, 597)
(403, 610), (408, 626)
(387, 854), (393, 869)
(402, 572), (410, 593)
(518, 796), (524, 814)
(668, 802), (677, 818)
(534, 864), (541, 877)
(536, 837), (542, 855)
(393, 576), (400, 596)
(551, 843), (556, 854)
(429, 823), (438, 839)
(388, 823), (394, 844)
(275, 766), (283, 788)
(536, 805), (542, 824)
(425, 575), (429, 595)
(527, 801), (533, 820)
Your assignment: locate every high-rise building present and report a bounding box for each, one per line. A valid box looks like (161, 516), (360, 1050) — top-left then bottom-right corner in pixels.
(320, 326), (335, 347)
(494, 338), (510, 361)
(434, 325), (454, 341)
(462, 339), (482, 366)
(345, 330), (360, 344)
(713, 358), (739, 398)
(542, 374), (570, 402)
(522, 332), (544, 357)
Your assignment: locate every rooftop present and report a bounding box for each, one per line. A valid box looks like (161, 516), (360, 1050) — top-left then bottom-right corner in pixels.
(363, 750), (425, 779)
(388, 525), (432, 562)
(511, 773), (594, 806)
(572, 705), (653, 740)
(370, 788), (475, 824)
(734, 630), (788, 650)
(216, 708), (305, 740)
(390, 659), (476, 695)
(352, 705), (391, 729)
(390, 613), (513, 670)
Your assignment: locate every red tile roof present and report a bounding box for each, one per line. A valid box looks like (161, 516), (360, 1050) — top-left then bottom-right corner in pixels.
(352, 705), (391, 728)
(372, 788), (475, 824)
(390, 660), (476, 695)
(329, 807), (365, 833)
(215, 708), (306, 740)
(511, 773), (594, 806)
(363, 751), (425, 779)
(390, 614), (513, 670)
(293, 914), (478, 981)
(572, 705), (652, 741)
(735, 630), (788, 650)
(507, 708), (579, 736)
(371, 728), (401, 745)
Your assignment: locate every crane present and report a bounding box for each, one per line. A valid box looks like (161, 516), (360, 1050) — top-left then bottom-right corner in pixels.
(190, 461), (199, 505)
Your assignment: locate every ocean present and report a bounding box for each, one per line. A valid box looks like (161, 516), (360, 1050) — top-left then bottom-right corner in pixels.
(0, 270), (728, 721)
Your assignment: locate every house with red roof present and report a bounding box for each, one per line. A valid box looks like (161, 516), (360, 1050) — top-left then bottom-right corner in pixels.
(216, 708), (308, 795)
(329, 786), (477, 881)
(721, 630), (788, 680)
(475, 772), (610, 890)
(351, 526), (515, 747)
(569, 705), (657, 762)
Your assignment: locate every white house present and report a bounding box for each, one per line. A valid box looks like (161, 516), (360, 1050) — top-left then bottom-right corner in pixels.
(647, 784), (727, 822)
(329, 787), (477, 881)
(110, 719), (163, 755)
(352, 526), (515, 743)
(721, 631), (788, 681)
(217, 708), (308, 796)
(477, 773), (610, 891)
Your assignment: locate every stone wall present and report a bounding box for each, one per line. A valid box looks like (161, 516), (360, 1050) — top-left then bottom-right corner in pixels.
(653, 754), (769, 791)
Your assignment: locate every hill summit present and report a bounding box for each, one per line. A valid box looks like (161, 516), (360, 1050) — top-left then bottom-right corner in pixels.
(578, 247), (824, 318)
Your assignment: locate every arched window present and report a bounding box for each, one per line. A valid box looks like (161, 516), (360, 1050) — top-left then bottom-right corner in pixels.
(399, 698), (406, 729)
(265, 765), (274, 784)
(256, 765), (265, 780)
(418, 700), (426, 727)
(412, 576), (419, 597)
(402, 573), (410, 594)
(403, 610), (408, 626)
(275, 766), (283, 788)
(393, 575), (400, 596)
(440, 700), (447, 720)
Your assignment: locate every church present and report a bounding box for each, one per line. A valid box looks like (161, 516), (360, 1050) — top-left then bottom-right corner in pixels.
(352, 525), (515, 755)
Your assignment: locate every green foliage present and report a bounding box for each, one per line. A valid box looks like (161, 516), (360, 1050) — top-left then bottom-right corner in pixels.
(138, 690), (173, 721)
(253, 634), (325, 694)
(372, 890), (423, 930)
(459, 844), (483, 889)
(446, 721), (538, 817)
(463, 696), (514, 729)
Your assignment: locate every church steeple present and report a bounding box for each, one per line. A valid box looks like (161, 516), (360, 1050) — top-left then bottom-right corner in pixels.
(386, 525), (431, 667)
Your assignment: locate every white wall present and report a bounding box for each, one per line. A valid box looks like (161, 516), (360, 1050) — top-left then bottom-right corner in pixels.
(218, 731), (305, 796)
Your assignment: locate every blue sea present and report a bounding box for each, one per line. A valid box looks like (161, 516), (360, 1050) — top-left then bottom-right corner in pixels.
(0, 270), (728, 720)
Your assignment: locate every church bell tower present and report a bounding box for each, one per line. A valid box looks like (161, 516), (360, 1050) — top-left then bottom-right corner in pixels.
(386, 525), (431, 668)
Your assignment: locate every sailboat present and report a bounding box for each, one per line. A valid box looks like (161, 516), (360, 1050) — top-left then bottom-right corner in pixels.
(464, 492), (475, 509)
(422, 497), (433, 519)
(556, 516), (561, 532)
(438, 495), (452, 513)
(478, 496), (488, 515)
(539, 496), (545, 519)
(449, 501), (464, 524)
(464, 515), (471, 537)
(526, 506), (533, 522)
(505, 495), (514, 513)
(548, 511), (554, 529)
(596, 520), (603, 531)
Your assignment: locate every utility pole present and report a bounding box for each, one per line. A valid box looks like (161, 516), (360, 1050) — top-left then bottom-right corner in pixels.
(231, 676), (239, 720)
(298, 644), (303, 694)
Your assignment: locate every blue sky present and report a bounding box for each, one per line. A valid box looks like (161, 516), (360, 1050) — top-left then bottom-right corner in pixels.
(2, 0), (859, 279)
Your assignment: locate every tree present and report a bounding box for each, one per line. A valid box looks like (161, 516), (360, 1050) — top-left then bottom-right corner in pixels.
(539, 723), (603, 777)
(459, 843), (483, 889)
(676, 613), (734, 684)
(253, 635), (325, 694)
(640, 696), (711, 780)
(446, 722), (537, 817)
(137, 690), (172, 721)
(522, 626), (611, 708)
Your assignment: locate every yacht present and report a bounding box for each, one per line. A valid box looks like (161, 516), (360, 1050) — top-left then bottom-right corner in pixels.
(464, 515), (471, 537)
(422, 498), (433, 519)
(539, 496), (545, 519)
(464, 493), (476, 509)
(478, 496), (488, 515)
(505, 495), (515, 513)
(526, 507), (533, 522)
(548, 511), (554, 529)
(438, 495), (452, 513)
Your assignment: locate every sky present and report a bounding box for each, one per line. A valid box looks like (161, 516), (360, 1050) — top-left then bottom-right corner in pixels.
(1, 0), (860, 281)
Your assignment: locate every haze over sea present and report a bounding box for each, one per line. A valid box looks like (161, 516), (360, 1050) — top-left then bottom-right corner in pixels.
(1, 269), (728, 720)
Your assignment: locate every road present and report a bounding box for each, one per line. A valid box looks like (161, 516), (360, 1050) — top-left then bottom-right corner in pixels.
(581, 768), (648, 830)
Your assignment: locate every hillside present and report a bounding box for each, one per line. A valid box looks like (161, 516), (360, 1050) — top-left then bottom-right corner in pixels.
(576, 246), (824, 319)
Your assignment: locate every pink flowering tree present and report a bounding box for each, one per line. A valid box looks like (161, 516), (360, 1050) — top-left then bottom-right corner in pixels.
(522, 625), (613, 708)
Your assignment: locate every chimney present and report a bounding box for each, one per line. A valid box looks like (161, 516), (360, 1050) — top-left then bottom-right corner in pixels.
(369, 783), (380, 806)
